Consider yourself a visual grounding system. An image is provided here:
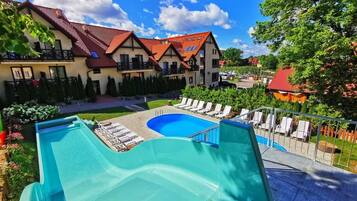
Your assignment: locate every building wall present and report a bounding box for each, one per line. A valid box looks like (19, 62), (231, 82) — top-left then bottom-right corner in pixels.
(111, 37), (150, 63)
(0, 57), (88, 99)
(204, 35), (220, 87)
(26, 9), (73, 50)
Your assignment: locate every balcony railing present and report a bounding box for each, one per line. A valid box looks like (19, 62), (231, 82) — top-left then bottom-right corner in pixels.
(0, 49), (74, 61)
(117, 62), (152, 71)
(162, 65), (185, 76)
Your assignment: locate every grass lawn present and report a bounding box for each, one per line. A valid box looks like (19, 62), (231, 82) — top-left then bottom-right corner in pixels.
(61, 106), (133, 121)
(310, 135), (357, 173)
(137, 99), (180, 110)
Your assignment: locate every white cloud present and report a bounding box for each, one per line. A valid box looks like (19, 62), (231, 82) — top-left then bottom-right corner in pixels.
(232, 38), (270, 57)
(143, 8), (153, 14)
(33, 0), (156, 36)
(187, 0), (199, 3)
(157, 3), (231, 32)
(160, 0), (174, 6)
(248, 26), (255, 37)
(165, 32), (184, 38)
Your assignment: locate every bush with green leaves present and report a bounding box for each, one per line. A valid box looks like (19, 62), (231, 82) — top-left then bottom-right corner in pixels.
(2, 101), (59, 125)
(85, 77), (97, 102)
(182, 86), (345, 121)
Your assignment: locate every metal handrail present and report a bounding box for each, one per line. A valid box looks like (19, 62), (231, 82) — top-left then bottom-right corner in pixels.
(189, 125), (219, 138)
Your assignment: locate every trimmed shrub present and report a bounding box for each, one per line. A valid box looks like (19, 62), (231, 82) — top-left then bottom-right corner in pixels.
(85, 77), (97, 102)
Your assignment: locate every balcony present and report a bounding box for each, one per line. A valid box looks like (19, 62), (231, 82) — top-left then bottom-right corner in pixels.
(117, 62), (152, 71)
(162, 65), (185, 76)
(0, 49), (74, 61)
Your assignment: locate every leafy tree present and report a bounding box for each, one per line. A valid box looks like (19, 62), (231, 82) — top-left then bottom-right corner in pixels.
(223, 48), (243, 66)
(259, 54), (279, 70)
(85, 77), (97, 102)
(0, 1), (55, 55)
(253, 0), (357, 116)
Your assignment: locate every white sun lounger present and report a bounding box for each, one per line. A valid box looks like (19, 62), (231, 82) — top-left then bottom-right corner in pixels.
(207, 104), (222, 116)
(291, 120), (310, 140)
(118, 133), (137, 142)
(238, 109), (250, 120)
(174, 97), (187, 107)
(216, 105), (232, 119)
(124, 136), (144, 146)
(275, 117), (293, 135)
(259, 114), (276, 130)
(197, 102), (212, 114)
(191, 101), (205, 112)
(179, 98), (192, 108)
(249, 112), (263, 125)
(184, 100), (198, 110)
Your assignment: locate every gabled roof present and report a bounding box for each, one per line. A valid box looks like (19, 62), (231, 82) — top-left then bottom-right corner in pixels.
(140, 39), (183, 61)
(19, 2), (90, 57)
(268, 67), (306, 93)
(165, 32), (221, 60)
(106, 32), (133, 54)
(106, 32), (152, 55)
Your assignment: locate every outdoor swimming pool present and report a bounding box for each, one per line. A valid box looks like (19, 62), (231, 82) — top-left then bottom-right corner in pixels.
(147, 114), (287, 152)
(20, 116), (273, 201)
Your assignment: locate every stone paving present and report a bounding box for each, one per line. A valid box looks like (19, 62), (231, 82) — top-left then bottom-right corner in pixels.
(104, 106), (357, 201)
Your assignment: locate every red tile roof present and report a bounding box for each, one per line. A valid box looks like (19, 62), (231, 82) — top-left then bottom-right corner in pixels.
(20, 2), (219, 69)
(20, 2), (90, 57)
(268, 67), (306, 92)
(106, 32), (133, 54)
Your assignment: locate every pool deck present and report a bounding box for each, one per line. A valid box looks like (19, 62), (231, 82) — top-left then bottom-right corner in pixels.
(104, 106), (357, 201)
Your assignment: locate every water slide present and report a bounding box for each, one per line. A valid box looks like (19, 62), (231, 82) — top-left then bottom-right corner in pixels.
(20, 116), (272, 201)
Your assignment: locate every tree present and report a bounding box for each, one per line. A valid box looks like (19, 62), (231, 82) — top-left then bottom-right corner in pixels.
(0, 1), (55, 55)
(259, 54), (279, 70)
(85, 77), (97, 102)
(253, 0), (357, 116)
(76, 74), (86, 100)
(223, 48), (243, 66)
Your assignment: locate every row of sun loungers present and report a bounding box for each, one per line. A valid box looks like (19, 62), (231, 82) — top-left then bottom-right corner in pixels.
(174, 97), (232, 119)
(237, 111), (311, 141)
(95, 122), (144, 151)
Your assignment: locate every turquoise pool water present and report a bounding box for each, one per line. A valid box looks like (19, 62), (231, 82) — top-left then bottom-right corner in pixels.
(147, 114), (287, 152)
(20, 116), (273, 201)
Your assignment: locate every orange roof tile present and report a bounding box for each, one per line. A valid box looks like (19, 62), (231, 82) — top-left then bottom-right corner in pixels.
(106, 32), (133, 54)
(268, 67), (305, 92)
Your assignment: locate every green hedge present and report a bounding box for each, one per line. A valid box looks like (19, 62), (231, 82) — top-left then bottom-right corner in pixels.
(182, 86), (344, 121)
(4, 75), (87, 104)
(119, 76), (186, 96)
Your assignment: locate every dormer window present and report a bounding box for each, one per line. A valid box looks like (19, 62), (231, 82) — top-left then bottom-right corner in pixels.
(90, 51), (99, 59)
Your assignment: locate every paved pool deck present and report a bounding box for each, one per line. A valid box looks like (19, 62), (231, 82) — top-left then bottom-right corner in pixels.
(104, 106), (357, 201)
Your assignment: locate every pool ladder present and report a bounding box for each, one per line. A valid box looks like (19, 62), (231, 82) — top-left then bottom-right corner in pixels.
(155, 110), (165, 116)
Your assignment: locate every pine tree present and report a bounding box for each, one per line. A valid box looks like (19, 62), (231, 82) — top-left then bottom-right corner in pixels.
(85, 77), (97, 102)
(37, 77), (49, 104)
(77, 74), (86, 100)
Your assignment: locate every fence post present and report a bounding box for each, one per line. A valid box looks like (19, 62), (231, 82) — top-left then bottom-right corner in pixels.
(314, 123), (322, 162)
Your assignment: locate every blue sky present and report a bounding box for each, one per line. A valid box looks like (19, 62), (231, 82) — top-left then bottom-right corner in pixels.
(31, 0), (269, 57)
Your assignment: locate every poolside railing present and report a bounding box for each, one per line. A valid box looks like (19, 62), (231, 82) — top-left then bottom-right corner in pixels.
(231, 107), (357, 172)
(190, 125), (220, 145)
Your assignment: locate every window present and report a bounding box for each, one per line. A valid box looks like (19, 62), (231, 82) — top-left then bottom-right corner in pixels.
(212, 59), (220, 68)
(90, 51), (99, 59)
(11, 67), (34, 80)
(135, 55), (143, 64)
(212, 72), (219, 82)
(93, 68), (101, 74)
(49, 66), (67, 79)
(120, 54), (129, 65)
(45, 40), (62, 50)
(189, 76), (193, 84)
(212, 49), (218, 55)
(163, 62), (169, 74)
